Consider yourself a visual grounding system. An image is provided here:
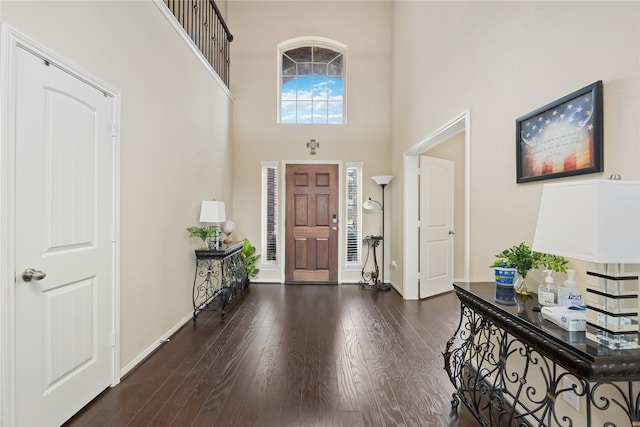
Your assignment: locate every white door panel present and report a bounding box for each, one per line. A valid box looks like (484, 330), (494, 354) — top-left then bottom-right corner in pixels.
(45, 89), (98, 251)
(425, 240), (448, 279)
(419, 156), (454, 298)
(14, 45), (114, 427)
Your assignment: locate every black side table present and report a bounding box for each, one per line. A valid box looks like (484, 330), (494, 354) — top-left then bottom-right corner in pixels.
(192, 241), (248, 320)
(360, 235), (389, 290)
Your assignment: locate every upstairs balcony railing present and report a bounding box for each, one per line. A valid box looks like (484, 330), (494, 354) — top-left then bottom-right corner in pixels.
(164, 0), (233, 87)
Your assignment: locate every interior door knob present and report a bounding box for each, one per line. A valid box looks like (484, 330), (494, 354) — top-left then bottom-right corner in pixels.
(22, 268), (46, 282)
(449, 230), (455, 235)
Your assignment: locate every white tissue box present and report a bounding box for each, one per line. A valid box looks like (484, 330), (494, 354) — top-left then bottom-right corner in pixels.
(541, 306), (586, 331)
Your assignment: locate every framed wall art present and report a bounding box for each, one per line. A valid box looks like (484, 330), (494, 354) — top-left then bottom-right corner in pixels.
(516, 80), (603, 183)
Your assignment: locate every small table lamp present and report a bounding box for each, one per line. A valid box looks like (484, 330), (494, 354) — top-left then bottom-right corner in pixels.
(199, 200), (226, 249)
(532, 179), (640, 349)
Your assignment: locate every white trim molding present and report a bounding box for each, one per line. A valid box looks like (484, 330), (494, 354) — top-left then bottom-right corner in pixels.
(402, 110), (471, 300)
(0, 23), (17, 426)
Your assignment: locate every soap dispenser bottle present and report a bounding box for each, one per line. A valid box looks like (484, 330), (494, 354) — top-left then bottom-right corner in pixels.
(538, 270), (557, 307)
(558, 269), (582, 307)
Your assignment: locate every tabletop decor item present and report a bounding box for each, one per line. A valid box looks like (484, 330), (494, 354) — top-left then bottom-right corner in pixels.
(220, 220), (236, 243)
(490, 242), (568, 295)
(198, 200), (226, 249)
(187, 226), (216, 249)
(516, 80), (603, 183)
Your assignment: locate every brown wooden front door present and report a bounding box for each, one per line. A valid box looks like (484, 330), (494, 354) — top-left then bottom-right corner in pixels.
(285, 164), (339, 283)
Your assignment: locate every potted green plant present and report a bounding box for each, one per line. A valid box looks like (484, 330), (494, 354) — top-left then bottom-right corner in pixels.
(490, 242), (568, 295)
(187, 226), (217, 249)
(241, 238), (260, 279)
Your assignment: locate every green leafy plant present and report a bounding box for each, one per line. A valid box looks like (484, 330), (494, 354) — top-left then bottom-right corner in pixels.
(241, 238), (260, 278)
(187, 226), (216, 248)
(490, 242), (568, 278)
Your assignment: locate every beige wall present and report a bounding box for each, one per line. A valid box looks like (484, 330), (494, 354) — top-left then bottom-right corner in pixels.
(227, 1), (393, 282)
(391, 1), (640, 287)
(1, 1), (234, 368)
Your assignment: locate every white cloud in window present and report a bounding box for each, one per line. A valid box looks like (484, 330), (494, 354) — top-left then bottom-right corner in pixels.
(281, 75), (343, 123)
(281, 101), (297, 123)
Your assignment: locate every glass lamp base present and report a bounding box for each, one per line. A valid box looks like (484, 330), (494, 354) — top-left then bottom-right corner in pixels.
(586, 324), (639, 350)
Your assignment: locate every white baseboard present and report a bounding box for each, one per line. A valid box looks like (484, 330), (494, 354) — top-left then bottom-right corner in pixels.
(389, 281), (402, 295)
(118, 312), (193, 379)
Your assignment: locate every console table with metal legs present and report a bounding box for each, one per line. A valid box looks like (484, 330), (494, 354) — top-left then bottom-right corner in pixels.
(444, 282), (640, 427)
(192, 241), (248, 321)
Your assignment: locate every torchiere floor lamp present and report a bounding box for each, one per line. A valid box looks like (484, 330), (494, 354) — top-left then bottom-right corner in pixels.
(363, 175), (393, 291)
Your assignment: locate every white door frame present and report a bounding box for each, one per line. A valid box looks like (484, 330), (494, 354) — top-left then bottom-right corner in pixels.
(402, 110), (470, 300)
(0, 25), (121, 425)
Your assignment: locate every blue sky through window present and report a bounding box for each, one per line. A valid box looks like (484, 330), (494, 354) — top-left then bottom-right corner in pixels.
(281, 75), (343, 123)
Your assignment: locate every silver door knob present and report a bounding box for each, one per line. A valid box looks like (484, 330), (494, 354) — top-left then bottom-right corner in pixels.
(22, 268), (46, 282)
(332, 227), (338, 231)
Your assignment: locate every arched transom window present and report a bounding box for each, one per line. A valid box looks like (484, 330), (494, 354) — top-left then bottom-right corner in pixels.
(278, 37), (345, 124)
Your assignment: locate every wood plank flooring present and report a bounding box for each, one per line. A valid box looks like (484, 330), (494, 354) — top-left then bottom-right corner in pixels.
(65, 284), (477, 427)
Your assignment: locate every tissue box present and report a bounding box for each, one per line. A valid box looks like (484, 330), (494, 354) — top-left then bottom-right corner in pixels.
(541, 306), (586, 331)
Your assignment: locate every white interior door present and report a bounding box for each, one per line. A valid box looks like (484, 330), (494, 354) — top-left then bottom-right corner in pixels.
(14, 45), (115, 426)
(419, 156), (454, 298)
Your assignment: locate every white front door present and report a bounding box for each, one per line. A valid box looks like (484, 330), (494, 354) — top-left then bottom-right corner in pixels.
(419, 156), (454, 298)
(13, 45), (116, 426)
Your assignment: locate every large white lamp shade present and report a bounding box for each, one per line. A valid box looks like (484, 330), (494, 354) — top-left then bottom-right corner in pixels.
(532, 180), (640, 263)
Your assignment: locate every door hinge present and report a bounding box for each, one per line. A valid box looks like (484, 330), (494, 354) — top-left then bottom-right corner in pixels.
(111, 228), (117, 242)
(417, 220), (421, 228)
(111, 124), (118, 138)
(111, 334), (116, 347)
(417, 168), (421, 176)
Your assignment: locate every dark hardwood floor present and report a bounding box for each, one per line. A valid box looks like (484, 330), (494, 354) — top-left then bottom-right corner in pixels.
(65, 284), (478, 427)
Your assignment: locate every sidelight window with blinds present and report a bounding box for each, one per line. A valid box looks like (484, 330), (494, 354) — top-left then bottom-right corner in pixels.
(261, 162), (279, 265)
(345, 163), (363, 265)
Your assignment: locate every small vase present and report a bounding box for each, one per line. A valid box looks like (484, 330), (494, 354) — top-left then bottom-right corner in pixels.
(514, 273), (532, 295)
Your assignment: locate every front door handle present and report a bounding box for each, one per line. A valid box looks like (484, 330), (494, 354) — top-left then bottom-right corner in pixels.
(22, 268), (46, 282)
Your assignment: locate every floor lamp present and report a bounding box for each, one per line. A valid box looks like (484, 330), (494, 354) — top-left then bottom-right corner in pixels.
(368, 175), (393, 290)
